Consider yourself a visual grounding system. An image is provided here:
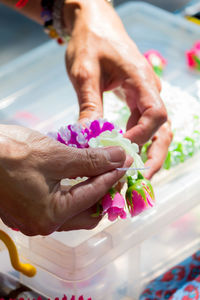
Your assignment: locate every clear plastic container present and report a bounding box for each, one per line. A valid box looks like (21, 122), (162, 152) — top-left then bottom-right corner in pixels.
(0, 2), (200, 299)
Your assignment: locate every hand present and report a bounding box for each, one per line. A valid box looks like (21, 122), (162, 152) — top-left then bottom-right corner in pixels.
(144, 120), (173, 179)
(0, 125), (131, 236)
(64, 0), (167, 146)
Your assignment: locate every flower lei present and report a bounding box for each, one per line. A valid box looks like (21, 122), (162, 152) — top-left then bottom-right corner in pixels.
(49, 119), (155, 221)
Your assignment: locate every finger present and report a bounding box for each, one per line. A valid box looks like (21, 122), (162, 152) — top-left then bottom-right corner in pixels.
(124, 89), (167, 145)
(122, 63), (167, 144)
(57, 206), (102, 231)
(47, 144), (127, 179)
(155, 75), (162, 92)
(52, 155), (133, 222)
(126, 107), (141, 133)
(144, 122), (173, 179)
(68, 58), (103, 122)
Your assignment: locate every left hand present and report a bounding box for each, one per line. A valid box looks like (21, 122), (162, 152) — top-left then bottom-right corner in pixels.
(0, 125), (131, 235)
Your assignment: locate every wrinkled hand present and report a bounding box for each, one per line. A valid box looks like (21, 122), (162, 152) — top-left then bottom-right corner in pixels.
(64, 0), (170, 177)
(0, 125), (131, 236)
(64, 0), (167, 146)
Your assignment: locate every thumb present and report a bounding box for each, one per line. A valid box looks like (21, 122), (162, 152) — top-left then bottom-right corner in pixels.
(50, 145), (126, 179)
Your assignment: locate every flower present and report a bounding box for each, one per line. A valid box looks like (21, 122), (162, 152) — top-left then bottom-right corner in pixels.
(144, 50), (167, 77)
(84, 119), (115, 140)
(89, 129), (144, 178)
(48, 119), (156, 221)
(49, 119), (118, 149)
(57, 124), (88, 148)
(49, 120), (144, 179)
(186, 41), (200, 71)
(101, 188), (127, 222)
(126, 173), (155, 217)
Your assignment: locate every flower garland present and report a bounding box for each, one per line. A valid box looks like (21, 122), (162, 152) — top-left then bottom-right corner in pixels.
(49, 119), (155, 221)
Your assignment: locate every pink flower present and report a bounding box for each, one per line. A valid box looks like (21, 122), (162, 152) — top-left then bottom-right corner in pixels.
(102, 188), (127, 222)
(144, 50), (167, 76)
(186, 41), (200, 71)
(194, 41), (200, 50)
(126, 174), (155, 217)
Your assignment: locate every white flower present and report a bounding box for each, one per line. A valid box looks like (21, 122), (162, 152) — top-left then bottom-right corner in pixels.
(89, 130), (144, 178)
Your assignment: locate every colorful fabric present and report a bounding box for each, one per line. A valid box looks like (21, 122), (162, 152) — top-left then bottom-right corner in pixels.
(140, 251), (200, 300)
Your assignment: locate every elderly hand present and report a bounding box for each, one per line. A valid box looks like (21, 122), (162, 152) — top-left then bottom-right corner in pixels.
(0, 125), (131, 236)
(64, 0), (169, 177)
(64, 0), (167, 143)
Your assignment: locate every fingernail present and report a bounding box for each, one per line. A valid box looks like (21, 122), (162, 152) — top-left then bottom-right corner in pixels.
(144, 171), (151, 180)
(144, 164), (151, 179)
(105, 146), (126, 165)
(123, 155), (133, 168)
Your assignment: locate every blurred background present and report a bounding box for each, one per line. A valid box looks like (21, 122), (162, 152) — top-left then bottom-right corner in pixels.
(0, 0), (197, 67)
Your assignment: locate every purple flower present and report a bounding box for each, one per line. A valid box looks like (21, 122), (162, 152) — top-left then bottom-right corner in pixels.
(54, 119), (119, 149)
(84, 119), (117, 141)
(102, 188), (127, 222)
(56, 124), (88, 148)
(126, 174), (155, 217)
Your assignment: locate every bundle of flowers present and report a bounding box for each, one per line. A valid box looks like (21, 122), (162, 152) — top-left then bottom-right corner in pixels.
(49, 119), (155, 221)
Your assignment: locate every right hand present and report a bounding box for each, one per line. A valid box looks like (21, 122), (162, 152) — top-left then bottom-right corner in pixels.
(0, 125), (131, 236)
(64, 0), (167, 146)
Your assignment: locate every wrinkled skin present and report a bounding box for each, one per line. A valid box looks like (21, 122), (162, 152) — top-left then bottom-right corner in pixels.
(0, 0), (172, 236)
(0, 125), (132, 235)
(64, 0), (173, 178)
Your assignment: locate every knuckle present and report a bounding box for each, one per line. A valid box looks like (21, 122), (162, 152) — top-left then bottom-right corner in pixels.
(71, 61), (93, 85)
(155, 107), (168, 126)
(37, 213), (57, 236)
(80, 101), (99, 114)
(85, 148), (102, 171)
(161, 120), (173, 144)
